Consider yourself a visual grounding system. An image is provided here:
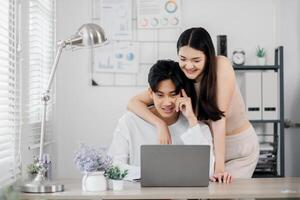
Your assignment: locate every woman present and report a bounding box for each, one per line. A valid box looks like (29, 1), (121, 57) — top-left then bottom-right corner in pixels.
(127, 27), (259, 183)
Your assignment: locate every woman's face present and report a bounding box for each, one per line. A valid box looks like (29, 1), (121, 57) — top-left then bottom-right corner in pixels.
(178, 46), (206, 80)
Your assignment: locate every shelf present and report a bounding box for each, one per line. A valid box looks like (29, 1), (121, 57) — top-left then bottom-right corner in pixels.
(249, 120), (281, 123)
(236, 47), (284, 178)
(253, 171), (279, 178)
(234, 65), (278, 70)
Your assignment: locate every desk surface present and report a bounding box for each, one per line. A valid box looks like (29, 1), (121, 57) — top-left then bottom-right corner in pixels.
(21, 177), (300, 199)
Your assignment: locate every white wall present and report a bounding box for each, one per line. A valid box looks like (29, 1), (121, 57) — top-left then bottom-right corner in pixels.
(182, 0), (276, 64)
(54, 0), (299, 178)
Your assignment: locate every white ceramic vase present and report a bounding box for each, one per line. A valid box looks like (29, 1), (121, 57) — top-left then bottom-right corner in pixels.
(108, 179), (124, 191)
(257, 57), (266, 65)
(82, 171), (107, 192)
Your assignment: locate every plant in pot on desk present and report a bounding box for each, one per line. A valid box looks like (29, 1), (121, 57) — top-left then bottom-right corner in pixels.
(74, 144), (112, 192)
(26, 157), (42, 181)
(105, 165), (128, 191)
(256, 46), (266, 65)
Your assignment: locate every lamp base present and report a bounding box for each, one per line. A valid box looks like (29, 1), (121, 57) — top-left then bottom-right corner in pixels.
(22, 180), (64, 193)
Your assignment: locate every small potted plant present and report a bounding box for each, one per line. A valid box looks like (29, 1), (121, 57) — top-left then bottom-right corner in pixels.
(105, 165), (128, 191)
(26, 157), (42, 180)
(256, 46), (266, 65)
(74, 143), (112, 192)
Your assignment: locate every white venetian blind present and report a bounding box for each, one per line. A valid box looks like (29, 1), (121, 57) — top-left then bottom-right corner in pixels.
(0, 0), (20, 187)
(26, 0), (55, 148)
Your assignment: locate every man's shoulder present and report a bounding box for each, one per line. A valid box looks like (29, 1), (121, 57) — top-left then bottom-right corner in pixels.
(120, 111), (150, 125)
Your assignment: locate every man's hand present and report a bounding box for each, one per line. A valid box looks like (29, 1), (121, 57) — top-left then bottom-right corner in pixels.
(176, 89), (198, 127)
(210, 171), (233, 183)
(157, 123), (172, 144)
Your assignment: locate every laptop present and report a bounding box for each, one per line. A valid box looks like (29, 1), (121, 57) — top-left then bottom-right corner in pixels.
(141, 145), (210, 187)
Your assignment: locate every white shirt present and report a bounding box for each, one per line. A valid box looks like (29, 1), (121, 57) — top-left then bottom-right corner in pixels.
(108, 111), (215, 179)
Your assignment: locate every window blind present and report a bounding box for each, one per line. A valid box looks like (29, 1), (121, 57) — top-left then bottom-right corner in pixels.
(25, 0), (55, 148)
(0, 0), (20, 187)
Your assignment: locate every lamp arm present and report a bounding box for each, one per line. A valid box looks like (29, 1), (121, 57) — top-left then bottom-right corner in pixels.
(45, 41), (66, 93)
(38, 40), (66, 161)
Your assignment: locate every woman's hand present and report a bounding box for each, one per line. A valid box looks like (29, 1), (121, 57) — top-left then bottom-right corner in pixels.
(210, 171), (233, 183)
(176, 89), (198, 127)
(157, 123), (172, 144)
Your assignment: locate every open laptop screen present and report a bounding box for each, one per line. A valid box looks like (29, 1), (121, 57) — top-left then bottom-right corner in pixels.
(141, 145), (210, 187)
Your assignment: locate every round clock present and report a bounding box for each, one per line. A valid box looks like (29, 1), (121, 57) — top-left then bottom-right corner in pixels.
(232, 49), (246, 65)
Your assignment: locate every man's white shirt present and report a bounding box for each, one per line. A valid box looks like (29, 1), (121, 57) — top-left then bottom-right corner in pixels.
(108, 111), (215, 179)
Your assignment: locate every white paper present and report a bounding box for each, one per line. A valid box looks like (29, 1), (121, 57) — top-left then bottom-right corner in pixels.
(93, 43), (115, 73)
(137, 0), (181, 29)
(113, 42), (139, 73)
(100, 0), (132, 40)
(93, 42), (139, 74)
(116, 163), (141, 181)
(123, 166), (141, 181)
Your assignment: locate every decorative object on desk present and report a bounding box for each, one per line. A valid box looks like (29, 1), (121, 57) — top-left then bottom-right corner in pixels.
(256, 45), (266, 65)
(232, 49), (246, 66)
(82, 171), (107, 192)
(105, 165), (128, 191)
(26, 157), (42, 181)
(74, 144), (112, 192)
(21, 23), (108, 193)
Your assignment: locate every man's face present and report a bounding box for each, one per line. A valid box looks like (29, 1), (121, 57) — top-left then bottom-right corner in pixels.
(150, 79), (181, 119)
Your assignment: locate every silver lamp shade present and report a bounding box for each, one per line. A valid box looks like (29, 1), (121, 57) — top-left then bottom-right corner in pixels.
(66, 23), (107, 47)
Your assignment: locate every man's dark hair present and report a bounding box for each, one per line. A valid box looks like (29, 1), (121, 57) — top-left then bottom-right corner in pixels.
(148, 60), (196, 109)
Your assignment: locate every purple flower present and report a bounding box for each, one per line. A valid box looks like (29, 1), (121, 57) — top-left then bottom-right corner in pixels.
(73, 144), (112, 172)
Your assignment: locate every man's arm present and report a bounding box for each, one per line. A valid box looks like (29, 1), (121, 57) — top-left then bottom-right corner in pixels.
(108, 115), (140, 180)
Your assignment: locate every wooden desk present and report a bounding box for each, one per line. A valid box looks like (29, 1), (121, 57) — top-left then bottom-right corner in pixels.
(21, 177), (300, 199)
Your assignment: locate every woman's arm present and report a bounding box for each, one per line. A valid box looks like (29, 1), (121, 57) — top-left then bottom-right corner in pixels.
(127, 90), (172, 144)
(211, 56), (235, 183)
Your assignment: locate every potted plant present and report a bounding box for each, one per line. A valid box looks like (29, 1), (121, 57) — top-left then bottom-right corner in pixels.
(256, 46), (266, 65)
(26, 157), (42, 180)
(105, 165), (128, 191)
(74, 144), (112, 192)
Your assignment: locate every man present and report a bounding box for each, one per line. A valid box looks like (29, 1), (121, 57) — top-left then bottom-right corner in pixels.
(108, 60), (214, 179)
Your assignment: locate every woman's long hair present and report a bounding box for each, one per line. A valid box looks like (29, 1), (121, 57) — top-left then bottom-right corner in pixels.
(177, 27), (224, 121)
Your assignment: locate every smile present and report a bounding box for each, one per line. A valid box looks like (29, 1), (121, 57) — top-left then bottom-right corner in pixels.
(162, 107), (174, 114)
(185, 69), (198, 74)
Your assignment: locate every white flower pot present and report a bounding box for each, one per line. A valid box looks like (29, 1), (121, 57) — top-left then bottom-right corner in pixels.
(82, 171), (107, 192)
(108, 179), (124, 191)
(257, 57), (266, 65)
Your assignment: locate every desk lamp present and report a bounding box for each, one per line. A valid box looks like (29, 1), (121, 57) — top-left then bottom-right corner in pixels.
(22, 23), (107, 193)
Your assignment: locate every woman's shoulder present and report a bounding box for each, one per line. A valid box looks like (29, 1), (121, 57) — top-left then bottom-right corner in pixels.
(215, 55), (235, 79)
(215, 56), (233, 70)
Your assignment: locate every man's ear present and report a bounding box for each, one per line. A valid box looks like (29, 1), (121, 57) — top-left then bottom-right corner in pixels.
(148, 87), (154, 99)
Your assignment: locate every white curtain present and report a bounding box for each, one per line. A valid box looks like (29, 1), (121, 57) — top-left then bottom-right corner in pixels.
(0, 0), (20, 187)
(23, 0), (56, 150)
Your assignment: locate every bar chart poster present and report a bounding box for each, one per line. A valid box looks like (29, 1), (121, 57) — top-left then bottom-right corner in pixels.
(93, 42), (139, 74)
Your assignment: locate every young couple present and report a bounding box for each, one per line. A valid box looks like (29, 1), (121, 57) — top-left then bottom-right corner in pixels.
(109, 27), (259, 183)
